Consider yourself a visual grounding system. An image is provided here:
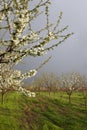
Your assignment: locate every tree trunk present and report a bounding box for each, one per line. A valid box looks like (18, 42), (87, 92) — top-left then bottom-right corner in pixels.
(84, 97), (87, 109)
(48, 88), (51, 96)
(1, 93), (5, 105)
(48, 91), (50, 96)
(68, 94), (71, 104)
(54, 90), (56, 95)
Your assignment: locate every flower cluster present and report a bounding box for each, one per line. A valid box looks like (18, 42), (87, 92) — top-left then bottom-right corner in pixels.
(0, 63), (37, 97)
(13, 9), (29, 37)
(18, 87), (36, 97)
(0, 64), (22, 90)
(0, 12), (4, 23)
(48, 32), (57, 40)
(21, 69), (37, 79)
(29, 47), (45, 56)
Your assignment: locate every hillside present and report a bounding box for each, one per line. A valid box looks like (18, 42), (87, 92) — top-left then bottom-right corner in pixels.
(0, 92), (87, 130)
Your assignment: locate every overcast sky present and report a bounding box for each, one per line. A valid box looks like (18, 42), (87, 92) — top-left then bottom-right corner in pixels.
(47, 0), (87, 76)
(16, 0), (87, 82)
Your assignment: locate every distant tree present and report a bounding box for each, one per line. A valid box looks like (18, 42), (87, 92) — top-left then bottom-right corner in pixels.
(60, 72), (83, 104)
(0, 0), (73, 99)
(34, 72), (59, 95)
(82, 86), (87, 108)
(79, 78), (87, 108)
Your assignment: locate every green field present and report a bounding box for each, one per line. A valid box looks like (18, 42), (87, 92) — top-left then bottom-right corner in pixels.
(0, 92), (87, 130)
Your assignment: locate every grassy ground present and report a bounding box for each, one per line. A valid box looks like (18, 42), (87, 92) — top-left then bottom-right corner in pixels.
(0, 92), (87, 130)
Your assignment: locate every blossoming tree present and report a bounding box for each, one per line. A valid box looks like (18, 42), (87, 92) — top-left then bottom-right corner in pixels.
(60, 72), (83, 104)
(0, 0), (73, 101)
(33, 72), (59, 95)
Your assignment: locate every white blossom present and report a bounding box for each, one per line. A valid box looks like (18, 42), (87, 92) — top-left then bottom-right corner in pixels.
(18, 87), (36, 97)
(0, 12), (4, 22)
(48, 32), (56, 40)
(21, 69), (37, 79)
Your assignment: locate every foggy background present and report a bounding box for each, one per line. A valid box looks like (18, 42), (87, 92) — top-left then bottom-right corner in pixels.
(16, 0), (87, 84)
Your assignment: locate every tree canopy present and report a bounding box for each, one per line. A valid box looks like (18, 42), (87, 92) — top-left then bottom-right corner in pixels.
(0, 0), (73, 96)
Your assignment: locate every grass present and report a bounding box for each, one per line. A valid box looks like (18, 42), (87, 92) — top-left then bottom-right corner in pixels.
(0, 92), (87, 130)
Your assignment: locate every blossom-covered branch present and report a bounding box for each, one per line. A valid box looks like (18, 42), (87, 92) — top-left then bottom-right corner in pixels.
(0, 0), (73, 101)
(0, 0), (73, 64)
